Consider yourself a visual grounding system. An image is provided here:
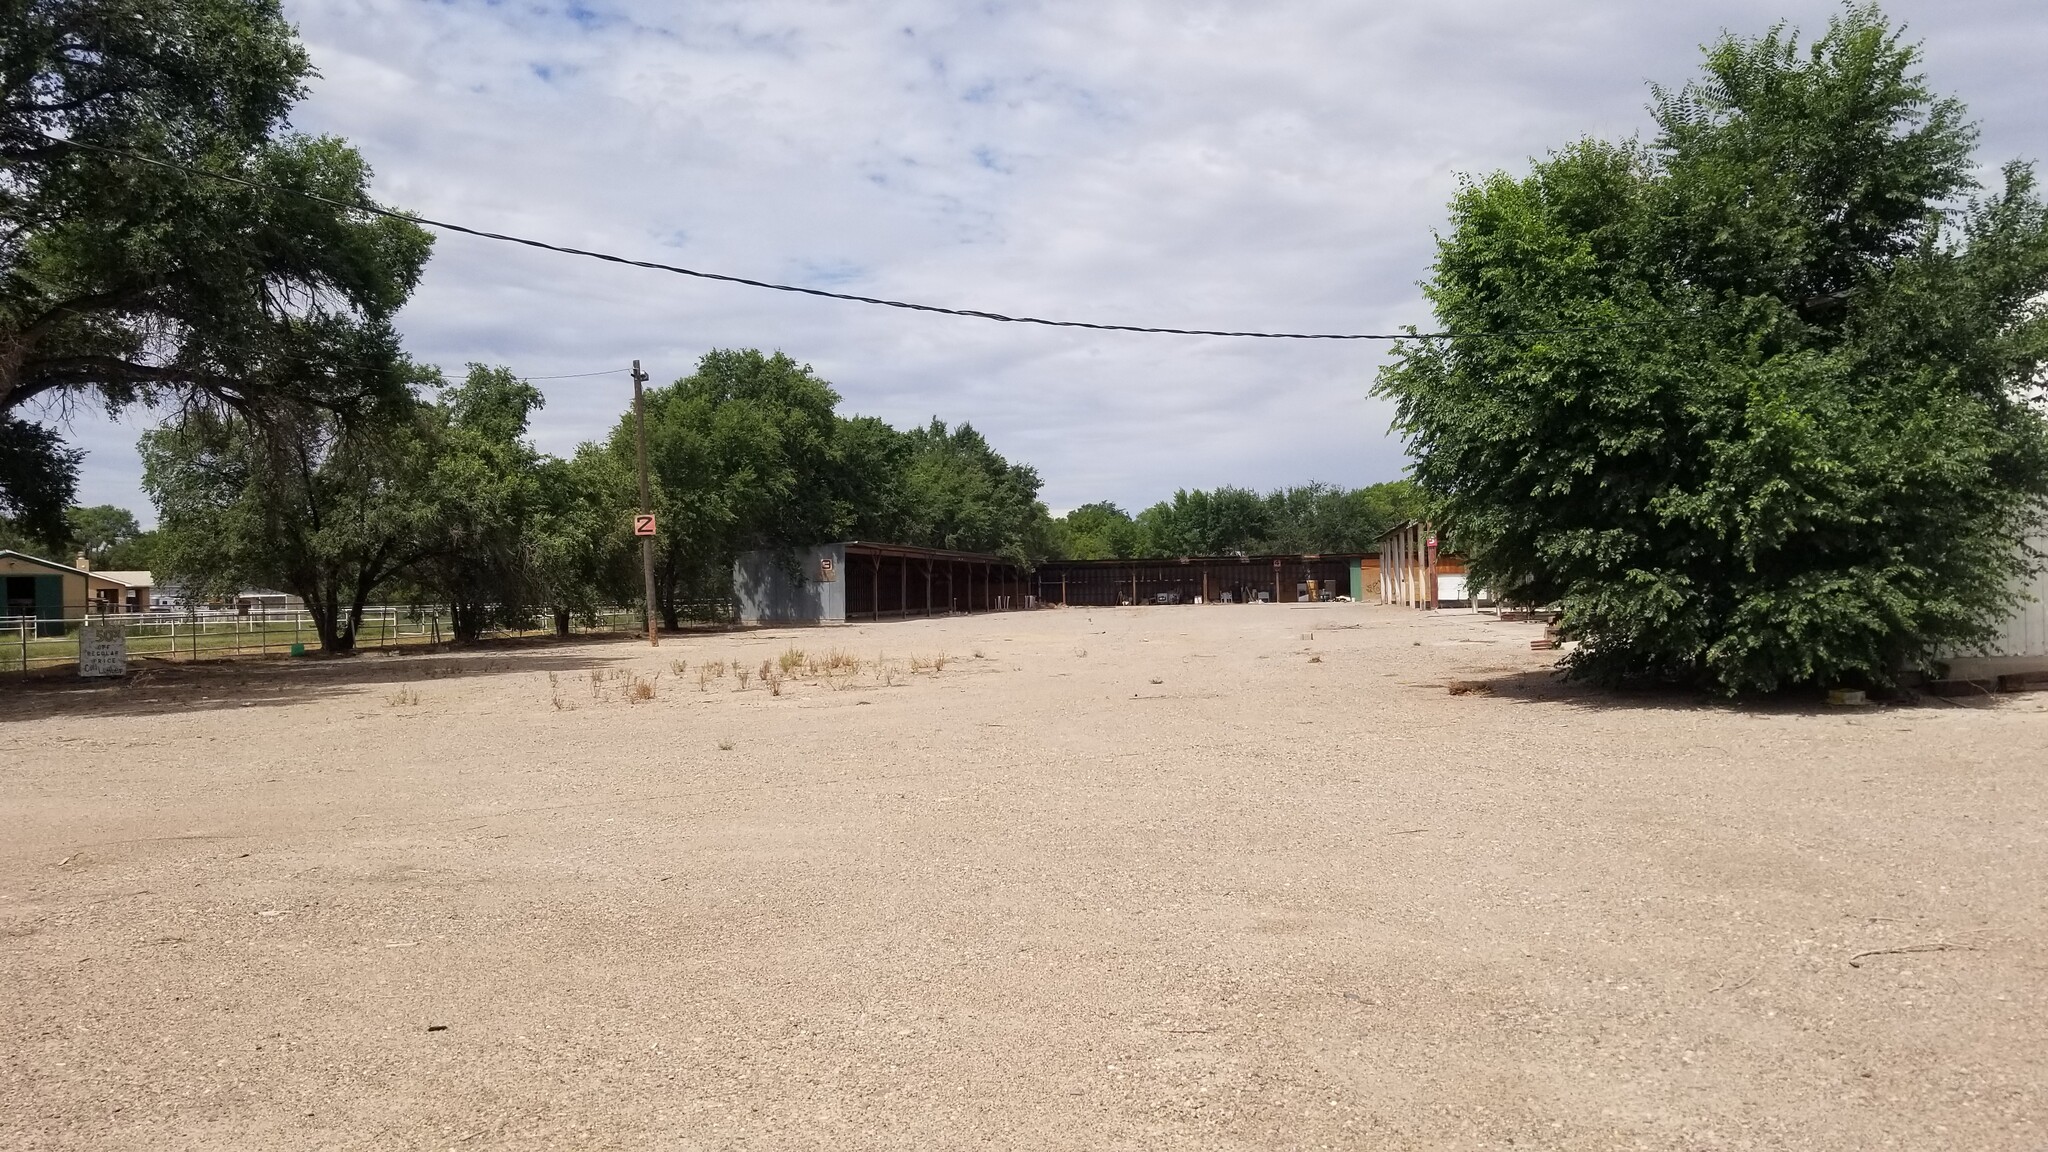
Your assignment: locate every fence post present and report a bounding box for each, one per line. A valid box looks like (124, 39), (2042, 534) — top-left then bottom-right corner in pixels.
(18, 617), (26, 679)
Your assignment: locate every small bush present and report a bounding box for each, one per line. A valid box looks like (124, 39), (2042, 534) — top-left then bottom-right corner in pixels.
(778, 647), (805, 674)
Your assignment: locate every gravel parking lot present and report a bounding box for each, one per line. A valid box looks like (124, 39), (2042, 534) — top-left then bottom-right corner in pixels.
(4, 603), (2045, 1150)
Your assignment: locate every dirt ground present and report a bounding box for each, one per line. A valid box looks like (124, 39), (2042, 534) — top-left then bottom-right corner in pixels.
(3, 603), (2045, 1151)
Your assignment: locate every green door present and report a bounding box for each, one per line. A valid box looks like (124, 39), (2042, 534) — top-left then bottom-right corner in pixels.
(34, 575), (64, 637)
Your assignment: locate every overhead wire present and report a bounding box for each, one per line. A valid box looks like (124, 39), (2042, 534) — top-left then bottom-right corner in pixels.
(42, 133), (1629, 344)
(522, 368), (631, 380)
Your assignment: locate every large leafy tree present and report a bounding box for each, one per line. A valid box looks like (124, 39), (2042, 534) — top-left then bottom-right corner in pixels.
(1376, 6), (2048, 693)
(897, 418), (1054, 565)
(60, 502), (141, 565)
(528, 445), (636, 637)
(141, 344), (437, 654)
(1134, 486), (1270, 556)
(1051, 501), (1145, 559)
(406, 366), (548, 642)
(1, 0), (431, 539)
(624, 349), (845, 629)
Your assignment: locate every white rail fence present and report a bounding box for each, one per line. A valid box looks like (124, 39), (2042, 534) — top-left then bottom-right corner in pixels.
(3, 606), (648, 676)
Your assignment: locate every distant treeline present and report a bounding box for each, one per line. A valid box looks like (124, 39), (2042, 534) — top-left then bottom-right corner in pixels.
(1048, 482), (1422, 560)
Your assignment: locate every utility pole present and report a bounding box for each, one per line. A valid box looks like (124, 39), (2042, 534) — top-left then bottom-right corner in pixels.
(632, 359), (659, 647)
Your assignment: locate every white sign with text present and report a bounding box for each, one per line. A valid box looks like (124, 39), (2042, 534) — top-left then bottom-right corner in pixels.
(78, 623), (128, 678)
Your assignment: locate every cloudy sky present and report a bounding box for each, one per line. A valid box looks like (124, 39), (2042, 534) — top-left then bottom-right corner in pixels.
(52, 0), (2048, 520)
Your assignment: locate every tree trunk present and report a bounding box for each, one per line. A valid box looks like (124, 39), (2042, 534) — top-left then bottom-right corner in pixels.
(554, 606), (571, 638)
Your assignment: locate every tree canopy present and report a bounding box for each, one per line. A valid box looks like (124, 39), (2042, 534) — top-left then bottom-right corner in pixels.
(1047, 481), (1422, 559)
(1, 0), (431, 545)
(619, 350), (1058, 626)
(1375, 5), (2048, 693)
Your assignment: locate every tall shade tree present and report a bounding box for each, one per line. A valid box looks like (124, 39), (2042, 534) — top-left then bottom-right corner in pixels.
(622, 350), (845, 629)
(897, 418), (1054, 566)
(141, 344), (437, 654)
(406, 366), (548, 643)
(1051, 502), (1144, 559)
(61, 503), (139, 564)
(1134, 486), (1270, 557)
(1376, 6), (2048, 693)
(529, 445), (636, 637)
(1, 0), (431, 536)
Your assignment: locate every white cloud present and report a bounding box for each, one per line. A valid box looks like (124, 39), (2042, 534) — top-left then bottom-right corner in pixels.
(50, 0), (2048, 520)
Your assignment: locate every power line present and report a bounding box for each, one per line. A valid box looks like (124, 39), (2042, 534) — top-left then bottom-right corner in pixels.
(46, 134), (1626, 343)
(523, 368), (631, 380)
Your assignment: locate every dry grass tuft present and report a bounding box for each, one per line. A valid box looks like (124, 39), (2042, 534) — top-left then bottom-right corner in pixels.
(386, 686), (420, 707)
(1445, 679), (1491, 696)
(697, 665), (714, 692)
(717, 739), (734, 751)
(767, 670), (785, 696)
(628, 673), (660, 702)
(931, 652), (950, 672)
(736, 667), (753, 690)
(670, 659), (688, 676)
(1308, 654), (1324, 664)
(778, 647), (806, 674)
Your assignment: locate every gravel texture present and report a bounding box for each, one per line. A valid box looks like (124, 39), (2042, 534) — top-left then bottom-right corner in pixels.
(3, 602), (2045, 1150)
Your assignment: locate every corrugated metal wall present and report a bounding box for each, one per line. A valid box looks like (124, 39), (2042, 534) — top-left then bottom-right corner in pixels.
(734, 544), (846, 625)
(1990, 529), (2048, 659)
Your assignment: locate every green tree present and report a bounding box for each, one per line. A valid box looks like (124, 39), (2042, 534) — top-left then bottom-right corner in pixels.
(624, 349), (845, 629)
(529, 445), (636, 637)
(1375, 6), (2048, 693)
(1, 0), (432, 536)
(407, 366), (548, 642)
(827, 414), (914, 543)
(141, 348), (437, 654)
(1134, 486), (1269, 556)
(62, 504), (141, 565)
(1051, 501), (1144, 559)
(897, 419), (1054, 565)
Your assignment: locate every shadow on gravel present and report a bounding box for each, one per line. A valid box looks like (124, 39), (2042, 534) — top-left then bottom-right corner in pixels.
(1451, 667), (1986, 716)
(0, 635), (655, 722)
